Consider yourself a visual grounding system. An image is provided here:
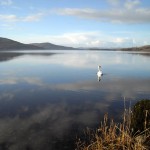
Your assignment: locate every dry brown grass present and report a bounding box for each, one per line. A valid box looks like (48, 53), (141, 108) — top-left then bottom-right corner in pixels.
(76, 108), (150, 150)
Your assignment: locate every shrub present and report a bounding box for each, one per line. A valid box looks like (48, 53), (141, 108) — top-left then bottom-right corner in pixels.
(131, 99), (150, 133)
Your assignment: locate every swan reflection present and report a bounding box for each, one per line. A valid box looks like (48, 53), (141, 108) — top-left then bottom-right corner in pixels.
(97, 75), (102, 82)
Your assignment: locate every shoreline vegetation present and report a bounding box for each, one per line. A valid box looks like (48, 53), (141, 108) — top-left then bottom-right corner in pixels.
(87, 45), (150, 52)
(0, 37), (150, 52)
(76, 99), (150, 150)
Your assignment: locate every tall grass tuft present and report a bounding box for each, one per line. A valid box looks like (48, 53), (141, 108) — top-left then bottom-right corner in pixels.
(76, 100), (150, 150)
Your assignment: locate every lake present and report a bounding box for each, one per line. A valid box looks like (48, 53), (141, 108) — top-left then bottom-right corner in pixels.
(0, 50), (150, 150)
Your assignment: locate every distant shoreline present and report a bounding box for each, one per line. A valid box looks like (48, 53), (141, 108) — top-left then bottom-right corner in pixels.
(87, 46), (150, 52)
(0, 37), (150, 52)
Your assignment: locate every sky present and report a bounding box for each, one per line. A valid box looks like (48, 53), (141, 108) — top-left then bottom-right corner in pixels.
(0, 0), (150, 48)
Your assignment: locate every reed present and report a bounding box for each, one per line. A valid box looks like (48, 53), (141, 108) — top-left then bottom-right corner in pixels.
(76, 100), (150, 150)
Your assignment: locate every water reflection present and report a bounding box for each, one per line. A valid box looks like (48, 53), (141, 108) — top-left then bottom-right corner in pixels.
(0, 90), (109, 149)
(0, 52), (22, 62)
(0, 51), (150, 149)
(0, 52), (56, 62)
(97, 75), (102, 82)
(1, 75), (150, 98)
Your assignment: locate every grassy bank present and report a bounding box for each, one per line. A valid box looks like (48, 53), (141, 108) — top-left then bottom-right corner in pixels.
(76, 100), (150, 150)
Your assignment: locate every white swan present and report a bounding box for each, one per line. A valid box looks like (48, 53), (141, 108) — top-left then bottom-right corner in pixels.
(97, 65), (103, 82)
(97, 65), (103, 77)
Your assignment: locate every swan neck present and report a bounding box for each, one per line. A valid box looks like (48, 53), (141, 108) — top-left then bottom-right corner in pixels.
(98, 66), (101, 71)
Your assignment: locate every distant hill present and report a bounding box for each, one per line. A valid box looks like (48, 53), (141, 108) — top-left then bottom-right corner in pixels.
(31, 42), (77, 50)
(0, 37), (77, 50)
(0, 37), (149, 51)
(120, 45), (150, 52)
(87, 45), (150, 52)
(0, 37), (42, 50)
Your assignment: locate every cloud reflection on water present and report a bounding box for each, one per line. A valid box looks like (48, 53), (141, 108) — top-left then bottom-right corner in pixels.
(0, 74), (150, 101)
(0, 51), (150, 149)
(0, 97), (108, 150)
(0, 77), (43, 86)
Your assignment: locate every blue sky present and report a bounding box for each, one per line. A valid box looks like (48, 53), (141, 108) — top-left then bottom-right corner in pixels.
(0, 0), (150, 48)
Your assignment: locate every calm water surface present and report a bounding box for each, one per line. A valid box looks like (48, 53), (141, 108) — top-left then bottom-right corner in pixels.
(0, 50), (150, 150)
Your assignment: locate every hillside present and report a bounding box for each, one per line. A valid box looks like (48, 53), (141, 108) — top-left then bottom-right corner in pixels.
(0, 37), (77, 50)
(88, 45), (150, 52)
(31, 42), (77, 50)
(120, 45), (150, 52)
(0, 37), (42, 50)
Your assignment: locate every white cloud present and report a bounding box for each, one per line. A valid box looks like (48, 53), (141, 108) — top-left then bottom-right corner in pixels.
(23, 12), (45, 22)
(107, 0), (120, 6)
(0, 23), (15, 30)
(15, 31), (150, 48)
(55, 0), (150, 24)
(56, 7), (150, 24)
(0, 12), (45, 22)
(19, 32), (105, 47)
(17, 31), (146, 48)
(124, 0), (140, 9)
(0, 0), (149, 24)
(113, 37), (130, 43)
(107, 0), (141, 9)
(0, 0), (12, 6)
(0, 14), (18, 22)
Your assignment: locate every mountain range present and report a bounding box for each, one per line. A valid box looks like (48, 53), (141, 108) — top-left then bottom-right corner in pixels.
(0, 37), (42, 50)
(31, 42), (77, 50)
(0, 37), (77, 50)
(0, 37), (150, 51)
